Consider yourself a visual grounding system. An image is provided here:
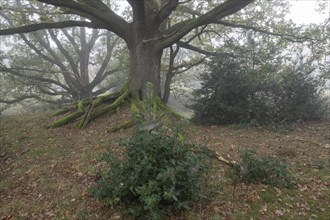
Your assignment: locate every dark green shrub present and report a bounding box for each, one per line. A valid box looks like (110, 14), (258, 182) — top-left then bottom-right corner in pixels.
(191, 56), (277, 125)
(236, 149), (293, 188)
(191, 53), (326, 125)
(273, 60), (326, 122)
(90, 125), (212, 219)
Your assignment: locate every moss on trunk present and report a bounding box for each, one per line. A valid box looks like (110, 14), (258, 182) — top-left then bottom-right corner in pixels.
(48, 83), (182, 131)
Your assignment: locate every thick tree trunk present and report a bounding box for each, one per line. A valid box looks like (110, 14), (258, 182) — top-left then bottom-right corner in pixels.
(128, 41), (163, 100)
(126, 1), (165, 100)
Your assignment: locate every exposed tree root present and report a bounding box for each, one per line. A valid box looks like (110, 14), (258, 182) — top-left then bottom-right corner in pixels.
(48, 100), (88, 128)
(107, 119), (135, 132)
(49, 107), (73, 117)
(48, 87), (182, 131)
(77, 90), (128, 129)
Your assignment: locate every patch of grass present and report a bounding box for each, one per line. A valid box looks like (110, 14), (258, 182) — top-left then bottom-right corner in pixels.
(322, 188), (330, 201)
(97, 139), (112, 149)
(260, 188), (277, 203)
(0, 178), (16, 190)
(1, 199), (28, 214)
(84, 163), (99, 176)
(307, 199), (317, 207)
(54, 217), (69, 220)
(312, 158), (329, 170)
(29, 147), (44, 158)
(231, 211), (250, 220)
(281, 188), (297, 198)
(0, 137), (3, 149)
(268, 122), (299, 134)
(76, 210), (87, 220)
(276, 147), (297, 158)
(209, 213), (223, 220)
(318, 211), (330, 220)
(184, 210), (201, 220)
(12, 141), (23, 150)
(228, 122), (252, 130)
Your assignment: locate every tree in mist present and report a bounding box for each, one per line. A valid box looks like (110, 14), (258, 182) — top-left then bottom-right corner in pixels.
(0, 2), (126, 110)
(0, 0), (327, 128)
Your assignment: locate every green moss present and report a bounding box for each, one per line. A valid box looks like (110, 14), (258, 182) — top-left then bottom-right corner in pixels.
(77, 101), (84, 112)
(130, 102), (139, 113)
(107, 119), (134, 132)
(93, 89), (129, 119)
(132, 93), (146, 112)
(48, 111), (85, 128)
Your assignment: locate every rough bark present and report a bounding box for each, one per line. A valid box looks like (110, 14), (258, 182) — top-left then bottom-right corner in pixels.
(128, 43), (163, 99)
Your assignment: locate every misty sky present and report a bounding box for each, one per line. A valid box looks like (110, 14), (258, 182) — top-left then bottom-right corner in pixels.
(289, 0), (330, 24)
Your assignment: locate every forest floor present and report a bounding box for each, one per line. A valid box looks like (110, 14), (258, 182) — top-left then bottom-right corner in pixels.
(0, 112), (329, 220)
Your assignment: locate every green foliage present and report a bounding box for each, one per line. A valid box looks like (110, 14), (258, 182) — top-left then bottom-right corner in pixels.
(191, 55), (277, 124)
(90, 125), (212, 219)
(273, 60), (326, 122)
(235, 149), (293, 188)
(191, 54), (326, 125)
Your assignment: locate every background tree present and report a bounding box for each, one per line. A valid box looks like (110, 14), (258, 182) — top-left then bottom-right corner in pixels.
(0, 1), (126, 111)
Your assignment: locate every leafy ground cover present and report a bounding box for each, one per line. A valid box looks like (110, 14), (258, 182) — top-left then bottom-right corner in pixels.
(0, 112), (329, 219)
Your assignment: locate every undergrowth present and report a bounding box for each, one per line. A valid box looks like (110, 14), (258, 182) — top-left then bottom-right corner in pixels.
(230, 149), (294, 188)
(90, 123), (213, 219)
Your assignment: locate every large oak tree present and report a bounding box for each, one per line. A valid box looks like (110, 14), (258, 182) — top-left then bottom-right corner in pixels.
(1, 0), (255, 97)
(1, 0), (325, 128)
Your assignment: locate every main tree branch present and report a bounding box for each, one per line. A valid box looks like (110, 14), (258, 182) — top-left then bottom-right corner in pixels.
(0, 21), (97, 35)
(35, 0), (129, 39)
(158, 0), (254, 49)
(155, 0), (179, 24)
(0, 95), (40, 104)
(215, 20), (317, 43)
(177, 41), (233, 57)
(176, 5), (320, 43)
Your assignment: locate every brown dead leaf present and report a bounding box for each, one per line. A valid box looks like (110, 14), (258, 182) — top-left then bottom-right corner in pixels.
(275, 209), (284, 217)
